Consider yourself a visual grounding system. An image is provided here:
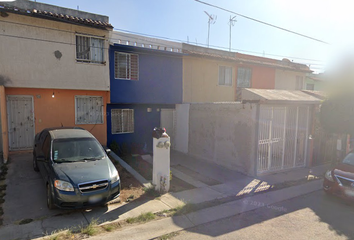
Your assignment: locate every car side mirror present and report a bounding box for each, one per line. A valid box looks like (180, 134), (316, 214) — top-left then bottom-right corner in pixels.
(105, 149), (111, 155)
(37, 156), (47, 162)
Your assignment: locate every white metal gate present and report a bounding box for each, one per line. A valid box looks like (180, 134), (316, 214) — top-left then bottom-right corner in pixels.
(257, 105), (310, 174)
(7, 95), (35, 150)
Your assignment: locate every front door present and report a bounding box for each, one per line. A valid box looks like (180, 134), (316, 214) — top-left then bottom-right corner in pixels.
(7, 95), (35, 150)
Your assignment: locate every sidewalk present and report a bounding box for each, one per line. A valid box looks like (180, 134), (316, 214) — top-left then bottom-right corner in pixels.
(88, 180), (323, 240)
(0, 151), (329, 240)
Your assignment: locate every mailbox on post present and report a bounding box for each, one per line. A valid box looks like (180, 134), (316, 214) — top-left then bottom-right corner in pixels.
(152, 127), (170, 192)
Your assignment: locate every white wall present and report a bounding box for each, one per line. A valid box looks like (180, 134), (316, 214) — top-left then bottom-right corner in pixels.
(275, 69), (306, 90)
(0, 13), (110, 91)
(174, 104), (190, 153)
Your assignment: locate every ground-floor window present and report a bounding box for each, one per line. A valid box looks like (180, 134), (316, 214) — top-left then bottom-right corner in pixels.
(111, 109), (134, 134)
(75, 96), (103, 124)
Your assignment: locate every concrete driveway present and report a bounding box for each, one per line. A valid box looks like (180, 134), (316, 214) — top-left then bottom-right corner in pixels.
(0, 152), (173, 239)
(3, 151), (64, 225)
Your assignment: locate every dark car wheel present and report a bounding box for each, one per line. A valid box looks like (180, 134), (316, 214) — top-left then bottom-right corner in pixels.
(47, 184), (55, 210)
(33, 153), (39, 172)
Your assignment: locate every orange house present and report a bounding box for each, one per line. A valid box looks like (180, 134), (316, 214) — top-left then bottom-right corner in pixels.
(234, 53), (311, 100)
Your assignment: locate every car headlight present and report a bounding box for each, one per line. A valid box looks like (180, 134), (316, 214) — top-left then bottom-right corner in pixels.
(325, 170), (334, 182)
(111, 169), (120, 184)
(54, 180), (74, 191)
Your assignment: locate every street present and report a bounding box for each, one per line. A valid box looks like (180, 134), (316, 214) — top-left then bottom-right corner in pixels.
(168, 190), (354, 240)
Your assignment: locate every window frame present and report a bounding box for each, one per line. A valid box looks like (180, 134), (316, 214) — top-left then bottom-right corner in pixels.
(295, 76), (304, 90)
(74, 95), (104, 125)
(114, 52), (139, 80)
(111, 109), (135, 134)
(236, 67), (252, 88)
(306, 83), (315, 91)
(75, 34), (105, 64)
(218, 66), (233, 86)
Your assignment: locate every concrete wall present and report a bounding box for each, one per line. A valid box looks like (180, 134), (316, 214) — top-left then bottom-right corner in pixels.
(275, 69), (306, 90)
(188, 103), (257, 176)
(5, 88), (109, 145)
(0, 13), (110, 91)
(183, 56), (236, 103)
(174, 104), (190, 153)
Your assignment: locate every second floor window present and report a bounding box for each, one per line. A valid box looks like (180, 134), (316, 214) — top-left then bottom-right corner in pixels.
(237, 67), (252, 88)
(76, 35), (104, 64)
(296, 76), (304, 90)
(114, 52), (139, 80)
(306, 83), (315, 90)
(218, 66), (233, 86)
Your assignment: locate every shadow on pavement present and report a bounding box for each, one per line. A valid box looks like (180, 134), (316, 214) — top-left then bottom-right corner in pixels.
(172, 189), (354, 239)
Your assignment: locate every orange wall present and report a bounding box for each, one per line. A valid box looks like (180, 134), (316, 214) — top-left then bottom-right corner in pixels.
(235, 64), (276, 89)
(5, 88), (109, 145)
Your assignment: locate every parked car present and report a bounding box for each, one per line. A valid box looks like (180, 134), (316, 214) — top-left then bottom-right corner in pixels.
(323, 151), (354, 200)
(33, 127), (120, 209)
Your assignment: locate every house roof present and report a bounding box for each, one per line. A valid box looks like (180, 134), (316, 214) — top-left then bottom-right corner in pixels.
(182, 44), (312, 73)
(0, 0), (112, 30)
(301, 90), (327, 100)
(242, 88), (323, 104)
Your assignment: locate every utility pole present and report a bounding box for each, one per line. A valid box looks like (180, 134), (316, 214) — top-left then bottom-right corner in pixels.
(228, 16), (237, 51)
(204, 11), (217, 48)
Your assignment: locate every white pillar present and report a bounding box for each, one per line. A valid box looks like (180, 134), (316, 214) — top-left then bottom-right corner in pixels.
(152, 134), (171, 192)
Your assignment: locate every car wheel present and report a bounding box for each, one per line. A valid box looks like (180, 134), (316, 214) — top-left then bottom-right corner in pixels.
(47, 184), (55, 210)
(33, 153), (39, 172)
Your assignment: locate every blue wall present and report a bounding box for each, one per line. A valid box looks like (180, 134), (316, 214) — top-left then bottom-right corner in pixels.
(109, 44), (183, 104)
(107, 103), (174, 153)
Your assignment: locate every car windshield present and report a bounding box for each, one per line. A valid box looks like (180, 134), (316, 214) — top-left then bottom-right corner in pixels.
(342, 153), (354, 166)
(52, 138), (105, 163)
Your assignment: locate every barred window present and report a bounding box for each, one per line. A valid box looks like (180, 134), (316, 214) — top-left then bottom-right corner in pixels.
(75, 96), (103, 124)
(114, 52), (139, 80)
(237, 67), (252, 88)
(76, 35), (104, 64)
(218, 66), (233, 86)
(111, 109), (134, 134)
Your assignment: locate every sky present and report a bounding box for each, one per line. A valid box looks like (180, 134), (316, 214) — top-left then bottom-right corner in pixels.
(26, 0), (354, 73)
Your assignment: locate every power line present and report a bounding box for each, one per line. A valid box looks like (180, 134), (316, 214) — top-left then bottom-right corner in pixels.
(194, 0), (330, 45)
(114, 28), (326, 64)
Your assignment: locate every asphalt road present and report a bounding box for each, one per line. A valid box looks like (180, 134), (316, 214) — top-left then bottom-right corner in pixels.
(167, 190), (354, 240)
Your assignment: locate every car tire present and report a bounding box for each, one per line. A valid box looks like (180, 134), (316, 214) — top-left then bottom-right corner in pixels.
(33, 153), (39, 172)
(47, 184), (55, 210)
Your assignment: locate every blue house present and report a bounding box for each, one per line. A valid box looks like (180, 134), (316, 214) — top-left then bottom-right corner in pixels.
(107, 42), (183, 153)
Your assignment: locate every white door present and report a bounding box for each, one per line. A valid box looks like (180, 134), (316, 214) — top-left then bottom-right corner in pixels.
(160, 109), (175, 149)
(7, 95), (35, 150)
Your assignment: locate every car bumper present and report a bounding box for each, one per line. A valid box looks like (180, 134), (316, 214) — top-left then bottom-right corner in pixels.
(323, 178), (354, 201)
(53, 180), (120, 209)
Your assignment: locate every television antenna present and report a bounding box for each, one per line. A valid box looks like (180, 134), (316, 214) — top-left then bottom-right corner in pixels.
(228, 16), (237, 51)
(204, 11), (217, 48)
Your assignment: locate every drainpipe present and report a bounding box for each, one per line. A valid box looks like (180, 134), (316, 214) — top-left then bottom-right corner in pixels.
(0, 86), (8, 164)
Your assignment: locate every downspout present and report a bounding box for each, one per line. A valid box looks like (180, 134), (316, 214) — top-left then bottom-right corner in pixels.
(0, 86), (8, 163)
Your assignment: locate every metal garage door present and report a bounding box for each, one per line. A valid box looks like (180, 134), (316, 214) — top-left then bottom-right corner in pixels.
(257, 105), (310, 174)
(7, 95), (35, 150)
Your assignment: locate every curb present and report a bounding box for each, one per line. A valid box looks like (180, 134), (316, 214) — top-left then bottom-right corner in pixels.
(88, 179), (323, 240)
(110, 152), (152, 189)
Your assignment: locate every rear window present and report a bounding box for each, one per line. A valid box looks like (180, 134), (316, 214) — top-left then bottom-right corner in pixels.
(52, 138), (105, 162)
